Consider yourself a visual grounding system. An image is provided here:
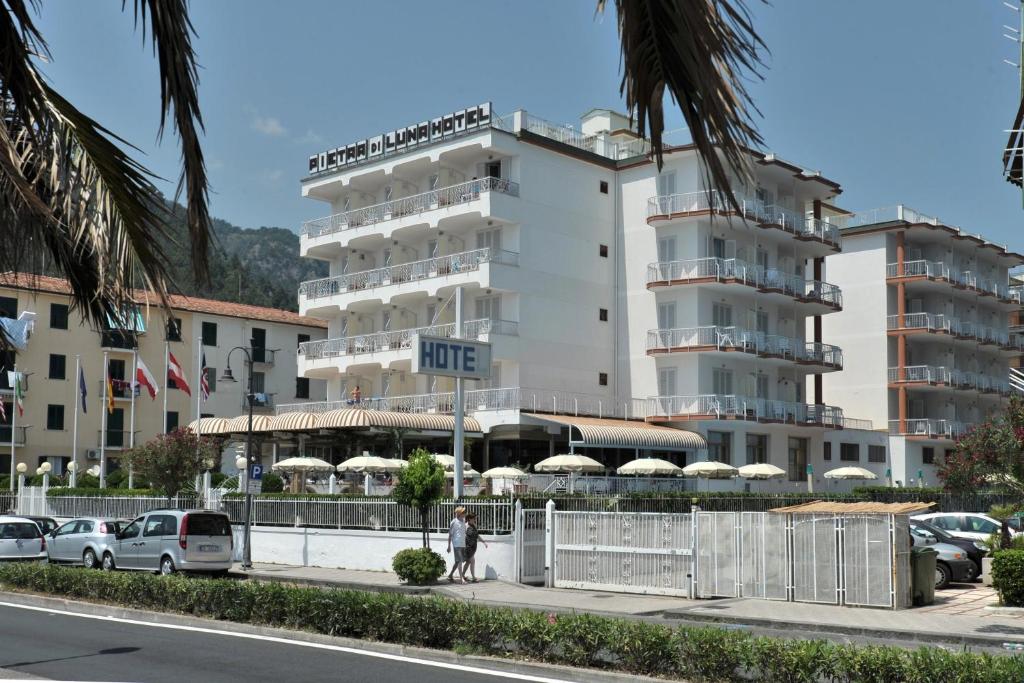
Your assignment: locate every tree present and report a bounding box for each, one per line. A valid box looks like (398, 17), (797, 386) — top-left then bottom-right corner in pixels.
(939, 397), (1024, 496)
(0, 0), (211, 349)
(391, 448), (444, 548)
(122, 429), (218, 501)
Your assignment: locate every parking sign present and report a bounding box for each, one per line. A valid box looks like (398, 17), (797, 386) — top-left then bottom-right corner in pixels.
(247, 463), (263, 494)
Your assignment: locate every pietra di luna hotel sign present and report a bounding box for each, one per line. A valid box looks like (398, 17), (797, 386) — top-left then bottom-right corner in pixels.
(307, 102), (493, 175)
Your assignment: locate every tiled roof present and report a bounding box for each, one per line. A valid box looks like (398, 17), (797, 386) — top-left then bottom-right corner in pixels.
(0, 273), (327, 328)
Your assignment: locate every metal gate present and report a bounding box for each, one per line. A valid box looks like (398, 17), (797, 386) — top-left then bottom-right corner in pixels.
(516, 507), (547, 584)
(842, 514), (901, 608)
(17, 486), (46, 517)
(696, 511), (739, 598)
(552, 511), (694, 597)
(791, 514), (840, 604)
(740, 511), (789, 601)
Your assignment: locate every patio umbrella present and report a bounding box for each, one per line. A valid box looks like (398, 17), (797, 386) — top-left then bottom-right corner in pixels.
(430, 454), (459, 470)
(385, 458), (408, 469)
(681, 461), (738, 479)
(616, 458), (682, 476)
(445, 466), (479, 478)
(738, 463), (786, 480)
(271, 457), (334, 473)
(336, 455), (394, 473)
(534, 454), (604, 473)
(481, 466), (527, 479)
(823, 466), (878, 481)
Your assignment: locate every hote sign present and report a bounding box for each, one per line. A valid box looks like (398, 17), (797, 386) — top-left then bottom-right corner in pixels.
(307, 102), (493, 175)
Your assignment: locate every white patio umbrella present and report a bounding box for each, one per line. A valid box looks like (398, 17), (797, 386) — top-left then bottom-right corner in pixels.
(534, 454), (605, 473)
(445, 466), (479, 478)
(682, 460), (738, 479)
(481, 466), (527, 479)
(271, 457), (334, 473)
(385, 458), (408, 469)
(738, 463), (786, 480)
(616, 458), (682, 476)
(823, 466), (878, 481)
(430, 454), (459, 470)
(336, 455), (394, 473)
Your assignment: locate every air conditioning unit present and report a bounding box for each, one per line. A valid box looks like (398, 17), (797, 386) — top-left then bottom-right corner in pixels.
(85, 449), (101, 461)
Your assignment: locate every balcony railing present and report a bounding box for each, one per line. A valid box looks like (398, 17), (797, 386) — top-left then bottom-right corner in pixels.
(246, 393), (275, 410)
(646, 394), (845, 428)
(301, 176), (520, 239)
(299, 318), (518, 361)
(98, 430), (134, 450)
(298, 247), (519, 301)
(886, 261), (1017, 302)
(100, 379), (135, 400)
(100, 330), (138, 350)
(250, 348), (276, 365)
(0, 426), (27, 445)
(887, 366), (1012, 395)
(647, 257), (842, 308)
(646, 325), (843, 367)
(645, 190), (841, 247)
(888, 313), (1017, 348)
(888, 419), (973, 440)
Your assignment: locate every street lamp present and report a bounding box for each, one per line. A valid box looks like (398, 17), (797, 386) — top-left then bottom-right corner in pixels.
(221, 343), (256, 570)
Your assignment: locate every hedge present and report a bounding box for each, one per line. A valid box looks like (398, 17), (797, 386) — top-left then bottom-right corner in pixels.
(993, 550), (1024, 607)
(0, 563), (1021, 682)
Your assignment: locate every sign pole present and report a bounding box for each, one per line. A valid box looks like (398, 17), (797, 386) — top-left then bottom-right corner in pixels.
(8, 363), (16, 492)
(71, 354), (80, 486)
(454, 287), (465, 499)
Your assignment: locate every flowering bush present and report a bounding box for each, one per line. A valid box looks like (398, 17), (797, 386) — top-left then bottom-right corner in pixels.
(121, 429), (219, 500)
(939, 396), (1024, 495)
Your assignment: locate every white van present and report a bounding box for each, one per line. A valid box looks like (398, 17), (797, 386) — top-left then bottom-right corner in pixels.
(102, 509), (233, 575)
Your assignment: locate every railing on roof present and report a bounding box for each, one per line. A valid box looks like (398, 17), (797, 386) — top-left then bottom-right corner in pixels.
(645, 394), (845, 428)
(646, 325), (843, 367)
(298, 318), (518, 361)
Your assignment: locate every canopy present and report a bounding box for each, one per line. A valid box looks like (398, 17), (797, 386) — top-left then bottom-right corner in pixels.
(682, 461), (738, 479)
(385, 459), (408, 469)
(481, 466), (527, 479)
(314, 408), (480, 432)
(534, 454), (605, 473)
(186, 417), (230, 436)
(738, 463), (786, 480)
(336, 455), (397, 473)
(524, 413), (705, 452)
(268, 412), (318, 432)
(823, 466), (878, 481)
(271, 457), (334, 473)
(616, 458), (682, 476)
(225, 414), (273, 433)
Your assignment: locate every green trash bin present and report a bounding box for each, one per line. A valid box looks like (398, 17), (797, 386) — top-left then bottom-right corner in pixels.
(911, 546), (938, 606)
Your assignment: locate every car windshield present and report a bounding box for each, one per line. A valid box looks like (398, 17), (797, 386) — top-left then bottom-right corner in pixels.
(187, 514), (231, 536)
(1008, 518), (1023, 531)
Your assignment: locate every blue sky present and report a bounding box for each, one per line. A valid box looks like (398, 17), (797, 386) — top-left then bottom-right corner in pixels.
(32, 1), (1023, 245)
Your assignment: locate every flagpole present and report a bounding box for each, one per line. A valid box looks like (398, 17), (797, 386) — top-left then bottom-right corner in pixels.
(9, 363), (16, 492)
(163, 341), (170, 434)
(71, 355), (80, 485)
(129, 351), (137, 449)
(195, 337), (203, 432)
(100, 352), (108, 489)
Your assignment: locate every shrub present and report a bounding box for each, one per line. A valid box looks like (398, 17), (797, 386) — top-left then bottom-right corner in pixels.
(106, 469), (128, 488)
(210, 472), (228, 488)
(993, 550), (1024, 606)
(392, 547), (446, 585)
(261, 472), (283, 493)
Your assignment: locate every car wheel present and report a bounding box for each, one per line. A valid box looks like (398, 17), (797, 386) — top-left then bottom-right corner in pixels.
(82, 548), (97, 569)
(101, 553), (115, 572)
(935, 562), (951, 590)
(965, 562), (979, 582)
(159, 556), (175, 576)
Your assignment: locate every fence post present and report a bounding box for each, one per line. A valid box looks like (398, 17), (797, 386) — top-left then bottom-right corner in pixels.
(689, 503), (699, 599)
(514, 500), (523, 584)
(544, 499), (556, 588)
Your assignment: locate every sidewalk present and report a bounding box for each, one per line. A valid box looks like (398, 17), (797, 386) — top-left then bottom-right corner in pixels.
(230, 563), (1024, 649)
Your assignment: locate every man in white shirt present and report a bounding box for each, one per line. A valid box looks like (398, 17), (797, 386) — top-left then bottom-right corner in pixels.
(446, 506), (467, 583)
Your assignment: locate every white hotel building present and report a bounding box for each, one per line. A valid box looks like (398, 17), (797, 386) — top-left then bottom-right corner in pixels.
(289, 103), (968, 489)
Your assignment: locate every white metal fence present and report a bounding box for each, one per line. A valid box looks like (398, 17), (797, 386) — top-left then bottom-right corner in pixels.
(515, 505), (546, 584)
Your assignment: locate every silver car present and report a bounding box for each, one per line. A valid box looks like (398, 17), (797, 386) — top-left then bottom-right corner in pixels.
(47, 518), (125, 568)
(102, 509), (233, 575)
(0, 516), (47, 561)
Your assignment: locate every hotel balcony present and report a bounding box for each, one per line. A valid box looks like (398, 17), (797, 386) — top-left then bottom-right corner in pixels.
(888, 419), (973, 441)
(298, 247), (519, 317)
(886, 260), (1019, 308)
(645, 394), (846, 429)
(645, 190), (841, 255)
(301, 177), (520, 258)
(646, 257), (842, 314)
(887, 366), (1012, 397)
(298, 318), (519, 377)
(886, 313), (1024, 353)
(99, 330), (139, 351)
(646, 325), (843, 372)
(99, 380), (134, 402)
(97, 430), (135, 450)
(0, 426), (26, 446)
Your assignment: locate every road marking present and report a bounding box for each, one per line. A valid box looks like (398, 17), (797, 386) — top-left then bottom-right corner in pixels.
(0, 601), (573, 682)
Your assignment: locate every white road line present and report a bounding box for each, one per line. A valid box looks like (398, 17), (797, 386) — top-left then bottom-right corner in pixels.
(0, 601), (572, 682)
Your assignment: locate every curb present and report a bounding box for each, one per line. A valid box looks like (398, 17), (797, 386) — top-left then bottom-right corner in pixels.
(229, 569), (431, 595)
(0, 590), (664, 683)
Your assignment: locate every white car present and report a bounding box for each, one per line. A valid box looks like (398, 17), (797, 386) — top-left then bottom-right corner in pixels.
(911, 512), (1012, 542)
(0, 515), (48, 561)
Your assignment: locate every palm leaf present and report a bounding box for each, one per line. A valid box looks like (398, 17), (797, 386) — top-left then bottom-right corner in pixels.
(600, 0), (766, 208)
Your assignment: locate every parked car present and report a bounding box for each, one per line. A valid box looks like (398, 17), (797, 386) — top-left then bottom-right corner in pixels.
(102, 509), (233, 575)
(911, 512), (1011, 543)
(911, 520), (984, 581)
(24, 516), (59, 536)
(0, 516), (47, 561)
(46, 518), (125, 568)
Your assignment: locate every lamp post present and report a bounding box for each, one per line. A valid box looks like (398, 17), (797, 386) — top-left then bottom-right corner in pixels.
(67, 461), (78, 488)
(221, 344), (255, 570)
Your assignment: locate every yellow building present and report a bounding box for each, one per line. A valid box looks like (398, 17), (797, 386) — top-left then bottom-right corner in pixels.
(0, 274), (327, 475)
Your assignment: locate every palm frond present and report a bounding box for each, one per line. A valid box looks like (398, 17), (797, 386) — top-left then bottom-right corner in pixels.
(601, 0), (766, 207)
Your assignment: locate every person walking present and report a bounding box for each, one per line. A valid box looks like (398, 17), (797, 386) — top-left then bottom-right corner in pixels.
(462, 511), (488, 582)
(446, 506), (467, 583)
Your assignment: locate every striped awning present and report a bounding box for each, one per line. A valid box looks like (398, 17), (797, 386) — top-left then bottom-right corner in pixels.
(224, 414), (274, 433)
(268, 412), (319, 432)
(314, 408), (480, 432)
(523, 413), (706, 452)
(186, 417), (230, 436)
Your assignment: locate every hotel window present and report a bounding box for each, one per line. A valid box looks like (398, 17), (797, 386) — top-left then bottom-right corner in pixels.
(746, 434), (768, 465)
(598, 372), (608, 386)
(824, 442), (832, 461)
(166, 411), (179, 432)
(0, 297), (16, 319)
(712, 368), (733, 395)
(599, 180), (609, 194)
(599, 308), (608, 322)
(205, 367), (217, 394)
(656, 170), (676, 197)
(251, 372), (266, 394)
(657, 367), (677, 397)
(712, 302), (733, 327)
(599, 244), (609, 258)
(49, 303), (68, 330)
(840, 443), (860, 462)
(296, 377), (310, 399)
(788, 437), (808, 481)
(166, 318), (182, 342)
(708, 431), (732, 464)
(201, 322), (217, 347)
(46, 404), (64, 431)
(48, 354), (66, 380)
(484, 160), (501, 179)
(922, 447), (935, 464)
(869, 445), (886, 463)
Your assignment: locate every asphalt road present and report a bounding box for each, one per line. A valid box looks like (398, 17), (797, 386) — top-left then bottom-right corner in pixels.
(0, 603), (573, 683)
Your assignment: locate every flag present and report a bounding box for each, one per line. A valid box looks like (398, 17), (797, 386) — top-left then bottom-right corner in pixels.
(167, 352), (191, 396)
(106, 373), (114, 415)
(135, 358), (159, 400)
(200, 351), (210, 401)
(12, 373), (24, 418)
(78, 366), (87, 414)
